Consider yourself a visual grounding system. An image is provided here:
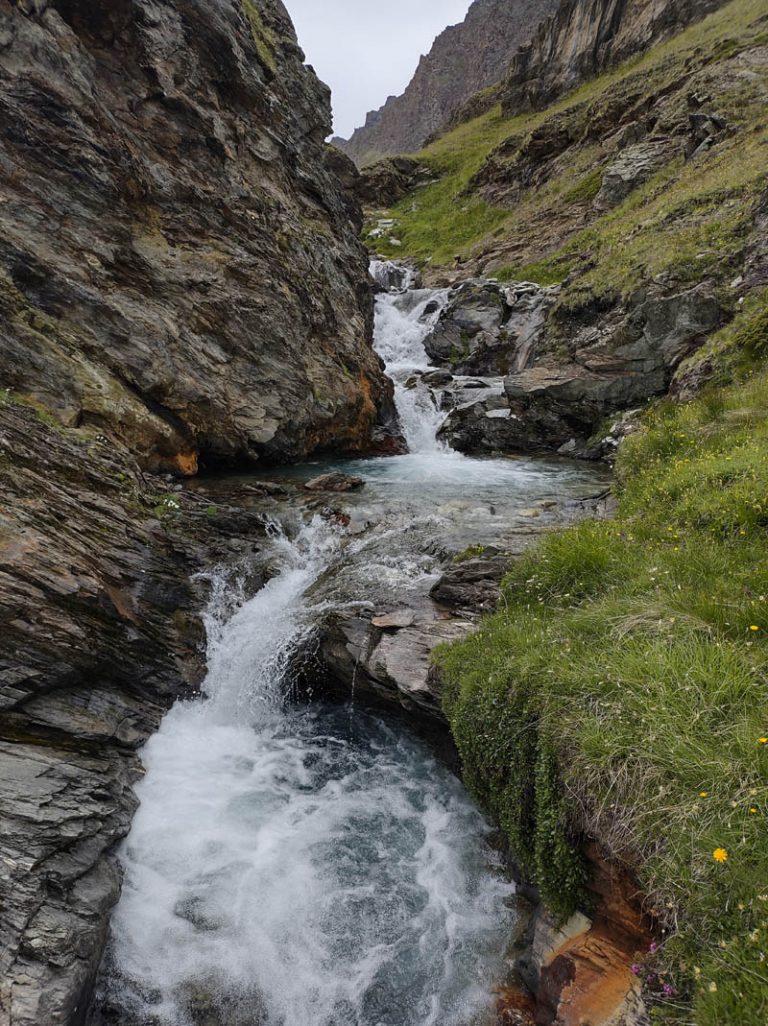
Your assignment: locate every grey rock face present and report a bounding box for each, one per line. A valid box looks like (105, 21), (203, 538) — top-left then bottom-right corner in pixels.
(430, 553), (513, 613)
(594, 140), (679, 209)
(0, 399), (271, 1025)
(0, 0), (394, 475)
(500, 0), (729, 117)
(423, 280), (559, 375)
(355, 158), (437, 208)
(436, 282), (722, 455)
(335, 0), (560, 165)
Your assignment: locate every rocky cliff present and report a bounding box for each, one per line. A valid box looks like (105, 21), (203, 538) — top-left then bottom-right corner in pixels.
(0, 1), (391, 1022)
(334, 0), (559, 166)
(500, 0), (728, 115)
(0, 0), (395, 476)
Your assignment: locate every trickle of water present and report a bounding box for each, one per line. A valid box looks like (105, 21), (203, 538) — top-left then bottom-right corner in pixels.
(93, 519), (513, 1026)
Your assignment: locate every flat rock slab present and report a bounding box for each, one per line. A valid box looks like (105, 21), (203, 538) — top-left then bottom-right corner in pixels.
(304, 474), (365, 492)
(371, 609), (416, 629)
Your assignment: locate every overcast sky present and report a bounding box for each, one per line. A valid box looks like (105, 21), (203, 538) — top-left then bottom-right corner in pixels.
(286, 0), (472, 138)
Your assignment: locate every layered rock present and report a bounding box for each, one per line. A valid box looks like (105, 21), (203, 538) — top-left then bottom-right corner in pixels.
(334, 0), (560, 166)
(0, 0), (394, 475)
(423, 280), (559, 375)
(0, 1), (395, 1021)
(500, 0), (728, 116)
(413, 278), (722, 455)
(0, 400), (273, 1026)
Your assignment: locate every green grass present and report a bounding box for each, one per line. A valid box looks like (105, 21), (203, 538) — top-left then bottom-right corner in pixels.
(436, 302), (768, 1023)
(242, 0), (277, 74)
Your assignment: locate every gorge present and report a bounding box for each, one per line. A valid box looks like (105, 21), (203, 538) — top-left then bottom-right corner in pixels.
(2, 0), (767, 1024)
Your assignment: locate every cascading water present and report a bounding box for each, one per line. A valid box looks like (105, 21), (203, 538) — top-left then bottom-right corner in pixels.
(91, 262), (612, 1026)
(93, 519), (513, 1026)
(370, 260), (451, 454)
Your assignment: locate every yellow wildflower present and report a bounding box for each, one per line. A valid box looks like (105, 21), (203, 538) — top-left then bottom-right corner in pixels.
(700, 791), (709, 798)
(713, 848), (729, 863)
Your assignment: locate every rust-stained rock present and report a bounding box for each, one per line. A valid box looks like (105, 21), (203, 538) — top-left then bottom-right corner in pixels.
(515, 845), (653, 1026)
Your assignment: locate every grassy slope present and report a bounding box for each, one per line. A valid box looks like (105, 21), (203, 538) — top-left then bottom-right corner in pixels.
(370, 0), (768, 303)
(437, 298), (768, 1023)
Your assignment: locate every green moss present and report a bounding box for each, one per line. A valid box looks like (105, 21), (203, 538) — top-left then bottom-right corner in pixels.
(242, 0), (277, 74)
(454, 544), (487, 563)
(437, 303), (768, 1023)
(562, 166), (604, 204)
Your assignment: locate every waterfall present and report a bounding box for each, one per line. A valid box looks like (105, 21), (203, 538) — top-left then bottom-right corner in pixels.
(94, 518), (513, 1026)
(370, 261), (452, 454)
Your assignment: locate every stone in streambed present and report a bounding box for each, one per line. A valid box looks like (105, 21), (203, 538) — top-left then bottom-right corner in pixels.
(303, 474), (365, 493)
(371, 609), (416, 630)
(421, 369), (454, 387)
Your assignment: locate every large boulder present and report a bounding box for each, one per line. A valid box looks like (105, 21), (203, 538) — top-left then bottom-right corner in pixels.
(355, 157), (437, 208)
(423, 280), (559, 375)
(440, 283), (722, 454)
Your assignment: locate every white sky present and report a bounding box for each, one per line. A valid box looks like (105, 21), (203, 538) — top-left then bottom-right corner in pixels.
(286, 0), (473, 138)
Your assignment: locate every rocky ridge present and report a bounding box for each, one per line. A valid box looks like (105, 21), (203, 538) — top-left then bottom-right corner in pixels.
(499, 0), (729, 116)
(0, 0), (395, 475)
(334, 0), (559, 166)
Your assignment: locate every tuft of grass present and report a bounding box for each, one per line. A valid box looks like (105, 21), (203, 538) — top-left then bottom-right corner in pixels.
(437, 304), (768, 1024)
(454, 543), (488, 563)
(242, 0), (277, 74)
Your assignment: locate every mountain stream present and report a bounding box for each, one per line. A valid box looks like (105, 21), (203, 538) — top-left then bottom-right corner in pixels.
(90, 264), (610, 1026)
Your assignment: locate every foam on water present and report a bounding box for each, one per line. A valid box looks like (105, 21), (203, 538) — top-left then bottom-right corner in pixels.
(372, 280), (451, 454)
(95, 519), (513, 1026)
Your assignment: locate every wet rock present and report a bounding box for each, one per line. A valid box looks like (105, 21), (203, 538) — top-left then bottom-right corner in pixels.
(319, 611), (473, 721)
(303, 473), (365, 493)
(423, 280), (558, 376)
(512, 845), (653, 1026)
(430, 554), (512, 613)
(421, 369), (454, 387)
(371, 609), (417, 630)
(440, 284), (722, 456)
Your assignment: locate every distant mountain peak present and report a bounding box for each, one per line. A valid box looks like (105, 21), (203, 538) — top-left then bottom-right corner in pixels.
(334, 0), (560, 166)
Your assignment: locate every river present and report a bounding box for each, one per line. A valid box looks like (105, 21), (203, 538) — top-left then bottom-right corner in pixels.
(89, 264), (609, 1026)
